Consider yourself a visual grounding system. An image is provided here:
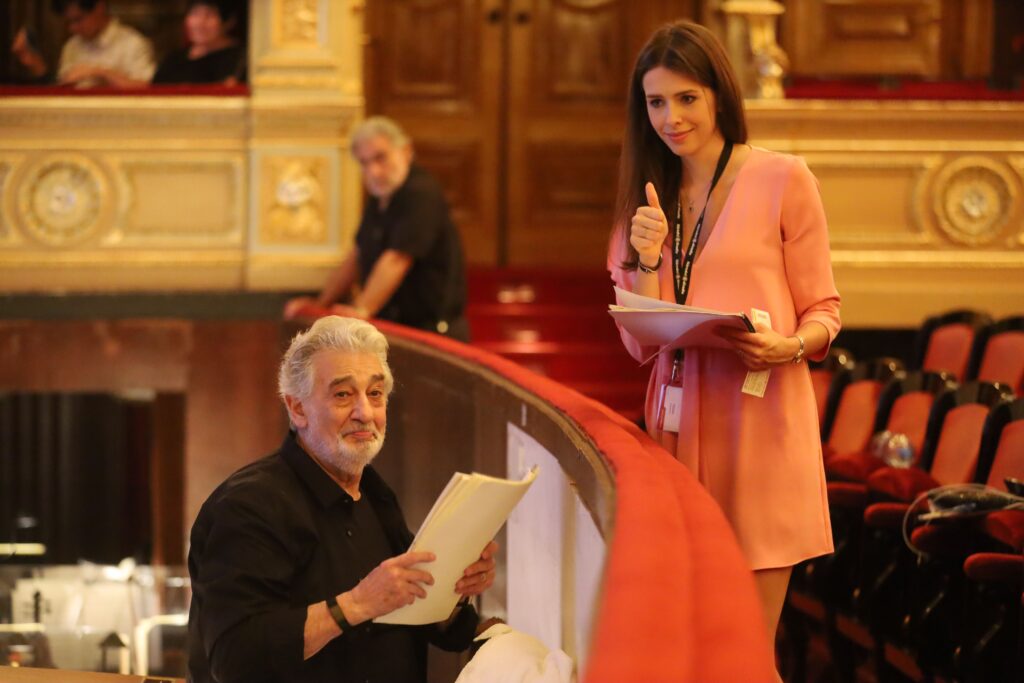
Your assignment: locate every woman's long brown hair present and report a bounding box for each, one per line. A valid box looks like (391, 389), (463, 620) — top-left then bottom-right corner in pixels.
(611, 21), (748, 269)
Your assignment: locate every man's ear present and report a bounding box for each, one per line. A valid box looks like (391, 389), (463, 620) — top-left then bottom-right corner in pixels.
(283, 394), (309, 429)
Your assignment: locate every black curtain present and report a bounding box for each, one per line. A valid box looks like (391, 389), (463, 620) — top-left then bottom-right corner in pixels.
(0, 393), (153, 565)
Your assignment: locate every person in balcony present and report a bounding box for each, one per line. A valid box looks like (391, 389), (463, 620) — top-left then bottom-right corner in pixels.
(10, 0), (154, 88)
(283, 117), (470, 342)
(152, 0), (246, 85)
(607, 20), (841, 681)
(188, 316), (497, 683)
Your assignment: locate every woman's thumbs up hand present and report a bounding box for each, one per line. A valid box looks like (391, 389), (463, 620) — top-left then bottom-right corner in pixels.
(629, 182), (669, 271)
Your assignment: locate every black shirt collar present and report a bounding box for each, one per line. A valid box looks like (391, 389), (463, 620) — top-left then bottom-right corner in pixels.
(279, 431), (394, 509)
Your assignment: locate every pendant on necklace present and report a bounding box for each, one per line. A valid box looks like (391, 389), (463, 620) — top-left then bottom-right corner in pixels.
(687, 199), (695, 213)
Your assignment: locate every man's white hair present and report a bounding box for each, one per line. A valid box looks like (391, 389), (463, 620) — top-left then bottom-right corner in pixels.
(278, 316), (394, 401)
(350, 116), (411, 154)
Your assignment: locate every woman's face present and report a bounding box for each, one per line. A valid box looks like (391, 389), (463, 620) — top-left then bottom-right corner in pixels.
(641, 65), (720, 158)
(185, 4), (228, 49)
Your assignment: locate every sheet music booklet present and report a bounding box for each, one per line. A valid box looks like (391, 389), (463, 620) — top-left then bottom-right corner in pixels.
(374, 467), (538, 625)
(608, 286), (755, 363)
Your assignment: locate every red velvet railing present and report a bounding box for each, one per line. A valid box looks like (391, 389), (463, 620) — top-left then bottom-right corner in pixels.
(373, 320), (775, 682)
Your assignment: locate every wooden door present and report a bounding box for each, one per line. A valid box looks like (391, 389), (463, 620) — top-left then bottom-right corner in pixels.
(365, 0), (694, 267)
(505, 1), (693, 266)
(364, 0), (504, 265)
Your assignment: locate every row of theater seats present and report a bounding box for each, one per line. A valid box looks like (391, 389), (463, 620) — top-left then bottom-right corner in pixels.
(785, 310), (1024, 683)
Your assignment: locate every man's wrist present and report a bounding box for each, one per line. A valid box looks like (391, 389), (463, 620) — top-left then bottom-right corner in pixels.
(326, 597), (351, 634)
(337, 591), (368, 627)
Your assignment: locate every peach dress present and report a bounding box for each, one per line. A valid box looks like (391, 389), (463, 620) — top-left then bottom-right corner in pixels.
(609, 148), (841, 570)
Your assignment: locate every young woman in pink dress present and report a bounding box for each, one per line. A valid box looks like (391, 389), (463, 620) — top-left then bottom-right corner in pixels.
(607, 20), (841, 675)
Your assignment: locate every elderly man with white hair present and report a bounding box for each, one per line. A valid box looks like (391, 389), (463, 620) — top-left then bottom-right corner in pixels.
(187, 316), (496, 683)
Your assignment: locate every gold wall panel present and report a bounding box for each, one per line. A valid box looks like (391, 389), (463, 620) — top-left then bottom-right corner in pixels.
(805, 154), (937, 246)
(0, 0), (364, 293)
(115, 157), (245, 245)
(750, 99), (1024, 328)
(783, 0), (943, 77)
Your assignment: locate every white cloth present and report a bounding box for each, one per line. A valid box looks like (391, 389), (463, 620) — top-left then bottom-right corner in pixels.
(58, 18), (155, 85)
(455, 624), (576, 683)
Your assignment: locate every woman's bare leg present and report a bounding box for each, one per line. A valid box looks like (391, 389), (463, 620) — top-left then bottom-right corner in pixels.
(754, 565), (793, 682)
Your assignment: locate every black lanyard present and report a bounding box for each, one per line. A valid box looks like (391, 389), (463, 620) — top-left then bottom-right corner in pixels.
(671, 140), (733, 305)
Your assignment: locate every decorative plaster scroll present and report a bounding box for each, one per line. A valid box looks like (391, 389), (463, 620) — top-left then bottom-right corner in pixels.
(276, 0), (320, 46)
(260, 156), (329, 245)
(16, 155), (110, 247)
(932, 156), (1018, 247)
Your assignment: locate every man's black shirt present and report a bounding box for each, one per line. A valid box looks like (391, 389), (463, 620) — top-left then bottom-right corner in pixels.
(187, 432), (478, 683)
(355, 164), (467, 338)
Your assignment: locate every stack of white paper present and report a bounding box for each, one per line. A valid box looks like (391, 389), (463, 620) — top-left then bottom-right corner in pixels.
(375, 467), (539, 625)
(609, 286), (754, 357)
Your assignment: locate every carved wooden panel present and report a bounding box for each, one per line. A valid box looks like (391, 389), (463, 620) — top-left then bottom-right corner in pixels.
(370, 0), (481, 107)
(506, 0), (678, 266)
(532, 0), (631, 104)
(366, 0), (500, 265)
(783, 0), (944, 77)
(507, 142), (620, 264)
(525, 143), (620, 217)
(366, 0), (695, 266)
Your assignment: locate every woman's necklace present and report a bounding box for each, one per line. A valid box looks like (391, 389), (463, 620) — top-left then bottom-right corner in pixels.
(685, 182), (710, 213)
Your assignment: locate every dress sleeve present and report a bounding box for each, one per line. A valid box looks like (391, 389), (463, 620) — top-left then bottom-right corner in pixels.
(193, 495), (313, 682)
(780, 157), (841, 361)
(607, 230), (659, 363)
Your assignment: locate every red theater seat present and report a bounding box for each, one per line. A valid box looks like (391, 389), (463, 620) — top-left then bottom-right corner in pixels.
(911, 309), (992, 380)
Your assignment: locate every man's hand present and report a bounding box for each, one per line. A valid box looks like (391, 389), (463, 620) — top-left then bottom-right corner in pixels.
(345, 550), (436, 623)
(455, 540), (498, 597)
(283, 296), (317, 320)
(11, 29), (46, 76)
(60, 63), (105, 86)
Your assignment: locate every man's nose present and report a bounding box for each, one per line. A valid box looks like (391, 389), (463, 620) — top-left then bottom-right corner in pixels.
(350, 392), (373, 420)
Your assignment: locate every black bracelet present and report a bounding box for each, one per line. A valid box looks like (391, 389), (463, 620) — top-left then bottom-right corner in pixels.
(327, 598), (352, 633)
(637, 252), (663, 274)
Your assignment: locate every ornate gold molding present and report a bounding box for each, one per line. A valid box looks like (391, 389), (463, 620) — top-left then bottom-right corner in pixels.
(831, 251), (1024, 267)
(0, 249), (245, 268)
(15, 154), (112, 247)
(930, 156), (1019, 247)
(274, 0), (321, 47)
(0, 162), (9, 240)
(0, 97), (248, 137)
(260, 156), (329, 245)
(719, 0), (789, 99)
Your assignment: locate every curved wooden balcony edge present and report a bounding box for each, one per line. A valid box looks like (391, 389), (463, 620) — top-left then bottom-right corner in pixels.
(374, 320), (776, 683)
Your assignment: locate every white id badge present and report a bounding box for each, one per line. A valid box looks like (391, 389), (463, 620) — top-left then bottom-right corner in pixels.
(660, 385), (683, 433)
(741, 308), (772, 398)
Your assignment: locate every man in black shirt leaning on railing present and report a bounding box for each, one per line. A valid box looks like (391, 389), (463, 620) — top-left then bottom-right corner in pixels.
(284, 116), (470, 342)
(187, 315), (497, 683)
